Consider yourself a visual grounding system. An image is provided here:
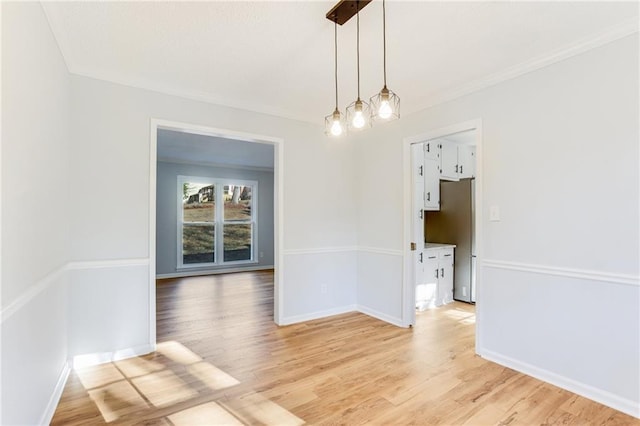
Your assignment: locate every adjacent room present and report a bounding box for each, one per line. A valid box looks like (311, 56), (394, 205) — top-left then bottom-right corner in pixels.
(2, 1), (638, 425)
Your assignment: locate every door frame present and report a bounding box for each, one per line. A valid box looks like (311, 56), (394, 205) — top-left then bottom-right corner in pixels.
(148, 118), (285, 349)
(402, 119), (484, 353)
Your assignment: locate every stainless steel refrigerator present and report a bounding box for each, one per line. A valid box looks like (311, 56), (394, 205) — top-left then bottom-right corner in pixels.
(425, 179), (476, 303)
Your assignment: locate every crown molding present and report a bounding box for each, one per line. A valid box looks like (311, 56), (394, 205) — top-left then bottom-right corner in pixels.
(410, 17), (639, 114)
(44, 3), (638, 126)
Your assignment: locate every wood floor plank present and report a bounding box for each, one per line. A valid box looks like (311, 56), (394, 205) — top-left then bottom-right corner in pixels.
(51, 271), (639, 425)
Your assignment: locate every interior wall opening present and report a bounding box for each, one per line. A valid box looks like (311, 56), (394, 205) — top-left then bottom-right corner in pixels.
(404, 121), (483, 352)
(149, 120), (284, 349)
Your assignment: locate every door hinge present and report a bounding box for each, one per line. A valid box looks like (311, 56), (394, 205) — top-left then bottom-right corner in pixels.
(410, 242), (416, 251)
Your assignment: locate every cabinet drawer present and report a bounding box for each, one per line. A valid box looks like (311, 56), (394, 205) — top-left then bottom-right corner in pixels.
(439, 247), (454, 259)
(424, 248), (439, 260)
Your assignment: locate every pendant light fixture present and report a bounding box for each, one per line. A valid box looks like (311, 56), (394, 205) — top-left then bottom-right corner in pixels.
(370, 0), (400, 122)
(325, 21), (345, 137)
(345, 1), (371, 131)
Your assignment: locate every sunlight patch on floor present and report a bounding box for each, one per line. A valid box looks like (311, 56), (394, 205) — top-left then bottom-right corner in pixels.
(131, 369), (199, 407)
(168, 401), (244, 426)
(71, 341), (304, 424)
(115, 355), (165, 378)
(87, 380), (150, 422)
(76, 363), (125, 390)
(220, 391), (306, 426)
(157, 340), (203, 364)
(443, 308), (476, 324)
(187, 361), (240, 390)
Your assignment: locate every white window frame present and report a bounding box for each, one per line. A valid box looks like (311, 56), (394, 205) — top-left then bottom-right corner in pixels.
(177, 175), (258, 269)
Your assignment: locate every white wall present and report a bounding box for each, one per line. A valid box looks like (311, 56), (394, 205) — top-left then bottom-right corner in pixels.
(355, 34), (639, 416)
(1, 3), (71, 424)
(3, 2), (638, 422)
(67, 74), (359, 354)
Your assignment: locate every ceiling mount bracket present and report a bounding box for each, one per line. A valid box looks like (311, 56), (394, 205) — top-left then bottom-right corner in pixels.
(326, 0), (373, 25)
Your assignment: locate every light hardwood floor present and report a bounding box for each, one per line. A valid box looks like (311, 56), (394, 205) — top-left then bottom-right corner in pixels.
(51, 271), (637, 425)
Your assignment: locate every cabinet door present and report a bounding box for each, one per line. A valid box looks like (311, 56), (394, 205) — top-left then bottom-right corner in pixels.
(440, 141), (459, 181)
(458, 145), (475, 179)
(417, 251), (439, 310)
(424, 158), (440, 211)
(411, 143), (425, 243)
(439, 249), (454, 304)
(424, 140), (439, 161)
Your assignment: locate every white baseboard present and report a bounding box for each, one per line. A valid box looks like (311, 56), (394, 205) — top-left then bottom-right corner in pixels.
(157, 265), (274, 279)
(278, 305), (357, 326)
(40, 360), (71, 426)
(478, 347), (640, 419)
(356, 305), (406, 328)
(72, 344), (156, 369)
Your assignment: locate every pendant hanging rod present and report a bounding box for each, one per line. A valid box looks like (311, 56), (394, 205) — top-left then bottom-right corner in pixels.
(382, 0), (386, 86)
(326, 0), (372, 25)
(356, 5), (361, 100)
(334, 22), (339, 109)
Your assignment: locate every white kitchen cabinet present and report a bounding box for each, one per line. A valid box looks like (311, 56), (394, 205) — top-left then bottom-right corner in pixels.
(458, 145), (475, 179)
(424, 158), (440, 211)
(440, 142), (459, 181)
(437, 247), (454, 305)
(416, 250), (439, 310)
(424, 140), (439, 161)
(411, 143), (425, 243)
(416, 244), (455, 309)
(440, 141), (475, 181)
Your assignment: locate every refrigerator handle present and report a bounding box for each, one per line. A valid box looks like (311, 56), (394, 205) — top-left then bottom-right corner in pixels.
(441, 267), (444, 278)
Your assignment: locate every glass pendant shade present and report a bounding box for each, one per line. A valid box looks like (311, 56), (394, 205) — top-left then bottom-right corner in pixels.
(325, 20), (344, 137)
(370, 85), (400, 122)
(325, 108), (345, 137)
(346, 98), (371, 131)
(369, 0), (400, 124)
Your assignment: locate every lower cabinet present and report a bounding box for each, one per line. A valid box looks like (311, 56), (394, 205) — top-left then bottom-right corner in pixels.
(416, 245), (454, 310)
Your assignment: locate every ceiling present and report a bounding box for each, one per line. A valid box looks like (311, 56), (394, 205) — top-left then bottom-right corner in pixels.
(43, 1), (638, 125)
(157, 129), (275, 170)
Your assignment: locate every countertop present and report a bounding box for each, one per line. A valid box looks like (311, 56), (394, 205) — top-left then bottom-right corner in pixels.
(425, 242), (456, 250)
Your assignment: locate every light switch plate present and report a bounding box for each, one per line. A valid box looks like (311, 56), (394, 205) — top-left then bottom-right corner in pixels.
(490, 206), (501, 222)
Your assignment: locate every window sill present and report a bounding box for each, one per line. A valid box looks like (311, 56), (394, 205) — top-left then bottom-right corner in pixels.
(177, 260), (259, 271)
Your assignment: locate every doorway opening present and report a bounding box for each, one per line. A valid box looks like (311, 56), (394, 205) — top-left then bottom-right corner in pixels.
(149, 119), (285, 349)
(402, 120), (483, 352)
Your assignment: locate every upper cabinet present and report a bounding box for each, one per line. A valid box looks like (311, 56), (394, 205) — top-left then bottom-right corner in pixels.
(416, 138), (475, 212)
(458, 145), (476, 179)
(439, 141), (475, 181)
(424, 158), (440, 211)
(421, 141), (441, 211)
(424, 140), (439, 161)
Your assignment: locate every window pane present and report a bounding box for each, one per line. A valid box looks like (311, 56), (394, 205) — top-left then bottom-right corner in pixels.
(183, 183), (215, 223)
(223, 224), (252, 262)
(224, 185), (252, 221)
(183, 225), (215, 264)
